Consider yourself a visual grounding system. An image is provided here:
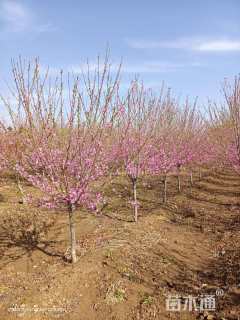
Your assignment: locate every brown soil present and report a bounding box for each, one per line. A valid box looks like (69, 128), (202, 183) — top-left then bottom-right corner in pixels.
(0, 168), (239, 320)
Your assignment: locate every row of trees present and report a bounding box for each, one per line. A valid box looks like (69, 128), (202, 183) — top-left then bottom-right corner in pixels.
(207, 76), (240, 175)
(0, 57), (239, 263)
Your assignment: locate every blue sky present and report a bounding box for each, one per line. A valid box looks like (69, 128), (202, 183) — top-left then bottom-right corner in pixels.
(0, 0), (240, 103)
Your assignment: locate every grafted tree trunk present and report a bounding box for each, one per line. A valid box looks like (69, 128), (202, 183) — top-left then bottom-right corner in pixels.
(199, 167), (202, 181)
(163, 175), (167, 203)
(177, 175), (181, 193)
(132, 178), (138, 222)
(190, 171), (193, 186)
(68, 203), (77, 263)
(16, 175), (26, 204)
(189, 171), (193, 193)
(177, 165), (181, 193)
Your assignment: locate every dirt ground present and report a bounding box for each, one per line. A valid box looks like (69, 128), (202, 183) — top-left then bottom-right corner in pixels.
(0, 168), (239, 319)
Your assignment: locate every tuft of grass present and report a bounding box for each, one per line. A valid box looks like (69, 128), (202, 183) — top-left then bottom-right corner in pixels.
(118, 266), (135, 281)
(141, 293), (154, 305)
(105, 249), (114, 260)
(105, 281), (126, 304)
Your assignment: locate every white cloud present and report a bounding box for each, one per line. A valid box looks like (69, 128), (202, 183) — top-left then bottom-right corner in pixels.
(0, 0), (56, 34)
(67, 60), (202, 75)
(197, 40), (240, 51)
(0, 0), (30, 32)
(34, 22), (57, 34)
(126, 38), (240, 52)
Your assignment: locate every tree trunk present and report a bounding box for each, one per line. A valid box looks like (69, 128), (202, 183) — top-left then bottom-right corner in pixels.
(16, 175), (26, 204)
(177, 165), (181, 193)
(132, 179), (138, 222)
(68, 203), (77, 263)
(199, 167), (202, 181)
(190, 171), (193, 186)
(177, 175), (181, 193)
(189, 171), (193, 194)
(163, 176), (167, 203)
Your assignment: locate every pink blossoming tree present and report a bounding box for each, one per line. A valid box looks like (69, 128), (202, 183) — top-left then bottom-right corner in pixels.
(111, 81), (160, 222)
(223, 76), (240, 175)
(3, 57), (121, 263)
